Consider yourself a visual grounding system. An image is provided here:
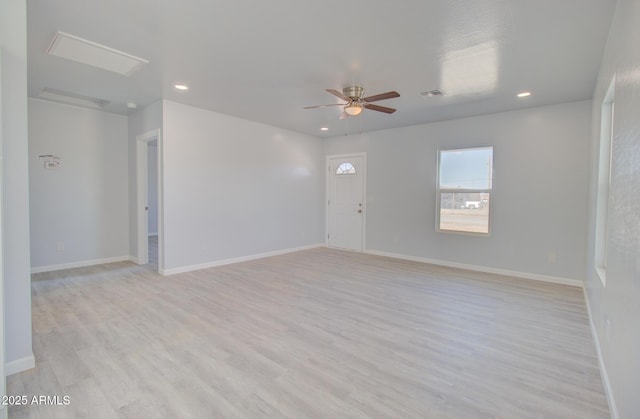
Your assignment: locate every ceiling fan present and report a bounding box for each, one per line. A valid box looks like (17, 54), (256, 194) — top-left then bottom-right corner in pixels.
(304, 86), (400, 119)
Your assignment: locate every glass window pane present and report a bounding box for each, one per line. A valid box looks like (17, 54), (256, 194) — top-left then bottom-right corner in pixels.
(439, 192), (490, 234)
(439, 147), (493, 189)
(336, 162), (356, 175)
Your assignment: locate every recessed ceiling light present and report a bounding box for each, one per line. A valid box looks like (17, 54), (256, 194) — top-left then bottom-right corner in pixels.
(174, 84), (189, 91)
(517, 91), (532, 98)
(127, 102), (137, 109)
(320, 127), (329, 131)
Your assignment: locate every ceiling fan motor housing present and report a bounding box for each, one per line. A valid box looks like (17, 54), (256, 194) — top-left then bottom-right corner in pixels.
(343, 86), (364, 99)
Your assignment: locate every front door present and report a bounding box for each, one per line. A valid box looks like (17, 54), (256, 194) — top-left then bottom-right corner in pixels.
(328, 155), (365, 251)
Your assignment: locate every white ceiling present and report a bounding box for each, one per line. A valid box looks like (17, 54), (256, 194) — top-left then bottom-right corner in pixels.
(27, 0), (617, 136)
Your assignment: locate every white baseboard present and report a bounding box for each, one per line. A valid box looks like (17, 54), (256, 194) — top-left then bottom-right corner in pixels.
(128, 256), (140, 264)
(583, 287), (619, 419)
(162, 243), (325, 276)
(31, 256), (131, 274)
(363, 249), (583, 287)
(6, 353), (35, 376)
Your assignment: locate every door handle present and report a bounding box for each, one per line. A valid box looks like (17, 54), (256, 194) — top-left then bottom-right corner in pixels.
(357, 209), (362, 213)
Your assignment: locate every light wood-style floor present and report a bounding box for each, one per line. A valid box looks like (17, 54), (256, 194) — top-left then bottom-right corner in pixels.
(8, 247), (609, 418)
(148, 234), (158, 272)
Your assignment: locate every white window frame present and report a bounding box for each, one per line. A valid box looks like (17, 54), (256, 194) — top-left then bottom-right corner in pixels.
(436, 145), (494, 236)
(595, 76), (615, 287)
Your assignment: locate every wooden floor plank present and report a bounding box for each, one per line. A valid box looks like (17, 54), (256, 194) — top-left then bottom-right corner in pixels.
(8, 246), (609, 418)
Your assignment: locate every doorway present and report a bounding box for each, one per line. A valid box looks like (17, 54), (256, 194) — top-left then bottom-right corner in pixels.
(147, 139), (159, 269)
(136, 129), (163, 272)
(326, 153), (366, 251)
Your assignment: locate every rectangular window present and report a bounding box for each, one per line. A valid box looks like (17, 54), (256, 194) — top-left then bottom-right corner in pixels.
(437, 146), (493, 234)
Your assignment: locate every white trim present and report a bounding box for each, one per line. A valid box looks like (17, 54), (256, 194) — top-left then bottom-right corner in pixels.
(136, 129), (163, 272)
(594, 75), (616, 290)
(595, 267), (607, 287)
(363, 249), (583, 287)
(162, 244), (325, 276)
(583, 287), (619, 419)
(326, 152), (367, 251)
(136, 134), (150, 265)
(156, 131), (165, 273)
(5, 353), (35, 376)
(31, 256), (131, 274)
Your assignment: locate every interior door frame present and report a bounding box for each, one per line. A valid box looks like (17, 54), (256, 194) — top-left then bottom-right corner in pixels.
(136, 129), (164, 272)
(325, 152), (367, 251)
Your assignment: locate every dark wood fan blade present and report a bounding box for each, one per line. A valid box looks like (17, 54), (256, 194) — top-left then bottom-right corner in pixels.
(326, 89), (350, 101)
(304, 103), (345, 109)
(363, 91), (400, 103)
(364, 103), (396, 114)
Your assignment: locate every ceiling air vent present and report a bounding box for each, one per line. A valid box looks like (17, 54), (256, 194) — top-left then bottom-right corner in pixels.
(47, 31), (149, 76)
(39, 87), (110, 109)
(420, 89), (446, 97)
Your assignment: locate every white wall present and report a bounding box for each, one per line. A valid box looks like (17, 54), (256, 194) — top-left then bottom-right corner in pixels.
(162, 100), (324, 272)
(324, 101), (592, 282)
(0, 36), (6, 418)
(28, 99), (129, 270)
(585, 1), (640, 417)
(147, 142), (158, 235)
(128, 101), (162, 261)
(1, 0), (33, 376)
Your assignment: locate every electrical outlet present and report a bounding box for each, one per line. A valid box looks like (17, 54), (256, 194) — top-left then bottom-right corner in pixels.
(56, 242), (64, 253)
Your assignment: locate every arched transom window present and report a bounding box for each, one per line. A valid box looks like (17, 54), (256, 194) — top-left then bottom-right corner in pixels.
(336, 162), (356, 175)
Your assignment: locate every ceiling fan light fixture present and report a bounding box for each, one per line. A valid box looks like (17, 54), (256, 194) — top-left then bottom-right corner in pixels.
(344, 103), (363, 116)
(305, 86), (398, 118)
